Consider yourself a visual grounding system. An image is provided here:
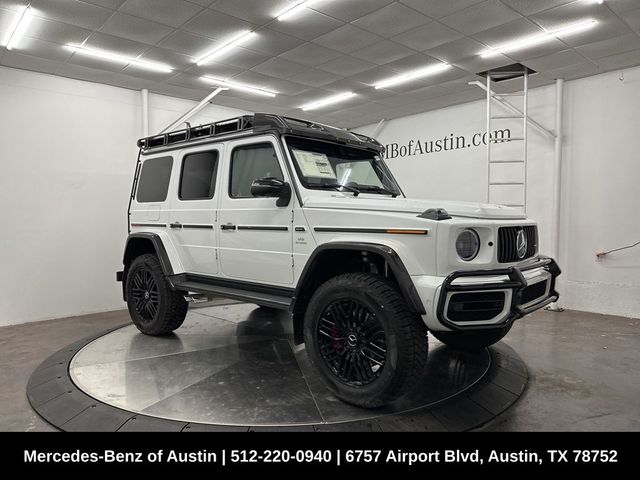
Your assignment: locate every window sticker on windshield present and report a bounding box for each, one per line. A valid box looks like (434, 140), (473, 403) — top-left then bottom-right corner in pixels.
(293, 149), (336, 179)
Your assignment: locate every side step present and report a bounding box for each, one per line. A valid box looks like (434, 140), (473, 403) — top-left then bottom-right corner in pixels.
(170, 275), (293, 310)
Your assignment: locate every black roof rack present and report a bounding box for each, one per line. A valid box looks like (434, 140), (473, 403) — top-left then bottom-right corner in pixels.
(136, 113), (383, 153)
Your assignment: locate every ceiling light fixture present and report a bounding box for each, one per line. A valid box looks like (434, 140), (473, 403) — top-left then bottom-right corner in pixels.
(480, 19), (598, 58)
(301, 92), (356, 111)
(200, 76), (277, 97)
(374, 63), (451, 89)
(2, 5), (33, 51)
(64, 44), (173, 72)
(195, 31), (256, 65)
(277, 0), (321, 21)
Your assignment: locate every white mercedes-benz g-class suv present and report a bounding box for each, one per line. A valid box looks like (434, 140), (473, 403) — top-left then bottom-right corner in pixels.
(117, 114), (560, 408)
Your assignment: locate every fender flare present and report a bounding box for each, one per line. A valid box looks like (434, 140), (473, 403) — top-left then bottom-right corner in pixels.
(291, 242), (425, 315)
(123, 232), (174, 276)
(121, 233), (175, 301)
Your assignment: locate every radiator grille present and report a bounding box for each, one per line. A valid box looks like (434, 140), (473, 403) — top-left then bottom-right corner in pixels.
(498, 226), (537, 263)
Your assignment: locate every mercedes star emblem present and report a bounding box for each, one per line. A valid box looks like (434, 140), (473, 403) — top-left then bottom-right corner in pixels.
(516, 229), (528, 259)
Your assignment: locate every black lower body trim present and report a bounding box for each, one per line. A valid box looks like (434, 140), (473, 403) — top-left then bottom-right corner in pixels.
(169, 273), (294, 309)
(237, 226), (289, 231)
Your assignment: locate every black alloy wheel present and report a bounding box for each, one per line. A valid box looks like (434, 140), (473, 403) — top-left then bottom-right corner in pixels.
(125, 254), (188, 335)
(304, 273), (428, 408)
(317, 299), (387, 386)
(130, 268), (160, 323)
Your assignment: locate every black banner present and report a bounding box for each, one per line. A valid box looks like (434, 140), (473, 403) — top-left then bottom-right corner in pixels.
(3, 432), (635, 473)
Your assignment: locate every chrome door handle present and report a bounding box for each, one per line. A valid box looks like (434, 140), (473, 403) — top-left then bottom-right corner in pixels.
(221, 223), (236, 230)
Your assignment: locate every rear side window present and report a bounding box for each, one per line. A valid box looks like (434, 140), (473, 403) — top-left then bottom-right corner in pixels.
(179, 150), (219, 200)
(230, 143), (283, 198)
(136, 156), (173, 203)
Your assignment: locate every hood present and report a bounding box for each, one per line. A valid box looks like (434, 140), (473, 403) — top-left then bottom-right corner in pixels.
(302, 194), (526, 220)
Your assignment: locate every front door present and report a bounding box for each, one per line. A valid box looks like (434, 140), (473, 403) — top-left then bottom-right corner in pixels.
(168, 146), (221, 275)
(218, 136), (294, 285)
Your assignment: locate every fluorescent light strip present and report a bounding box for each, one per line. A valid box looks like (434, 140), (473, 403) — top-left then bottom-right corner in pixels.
(196, 31), (256, 65)
(65, 44), (173, 72)
(374, 63), (451, 90)
(2, 5), (33, 50)
(301, 92), (356, 111)
(277, 0), (320, 21)
(201, 76), (277, 97)
(480, 19), (598, 58)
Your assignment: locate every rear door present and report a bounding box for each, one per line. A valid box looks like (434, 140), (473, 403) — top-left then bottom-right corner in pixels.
(218, 136), (294, 285)
(167, 145), (221, 275)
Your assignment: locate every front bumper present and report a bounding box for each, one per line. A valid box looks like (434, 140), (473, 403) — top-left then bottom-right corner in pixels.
(415, 256), (561, 331)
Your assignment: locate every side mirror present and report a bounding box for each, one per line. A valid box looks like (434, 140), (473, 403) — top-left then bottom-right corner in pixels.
(250, 177), (292, 207)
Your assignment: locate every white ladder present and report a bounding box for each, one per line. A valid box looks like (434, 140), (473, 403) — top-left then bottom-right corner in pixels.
(485, 69), (529, 213)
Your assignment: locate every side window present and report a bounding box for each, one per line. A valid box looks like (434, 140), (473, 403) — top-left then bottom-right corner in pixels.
(230, 143), (283, 198)
(136, 156), (173, 203)
(179, 150), (219, 200)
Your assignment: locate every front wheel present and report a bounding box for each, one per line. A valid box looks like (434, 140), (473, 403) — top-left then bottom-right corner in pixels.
(125, 254), (188, 335)
(303, 273), (428, 408)
(430, 324), (512, 351)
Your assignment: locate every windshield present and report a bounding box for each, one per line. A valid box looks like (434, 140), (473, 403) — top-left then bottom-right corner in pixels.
(286, 136), (402, 196)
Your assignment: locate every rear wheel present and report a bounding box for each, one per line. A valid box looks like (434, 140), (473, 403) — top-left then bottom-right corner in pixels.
(430, 324), (512, 351)
(304, 273), (428, 408)
(126, 254), (188, 335)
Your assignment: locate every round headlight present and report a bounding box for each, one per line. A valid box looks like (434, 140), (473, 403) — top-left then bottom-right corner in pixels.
(456, 229), (480, 261)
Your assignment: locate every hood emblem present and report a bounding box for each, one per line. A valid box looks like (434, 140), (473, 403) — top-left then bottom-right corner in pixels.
(516, 229), (528, 259)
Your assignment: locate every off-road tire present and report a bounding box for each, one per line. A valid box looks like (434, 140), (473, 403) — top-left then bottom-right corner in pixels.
(430, 324), (512, 351)
(304, 273), (428, 408)
(125, 254), (188, 335)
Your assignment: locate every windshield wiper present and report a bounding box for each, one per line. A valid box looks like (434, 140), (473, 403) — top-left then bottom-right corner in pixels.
(356, 185), (399, 197)
(308, 183), (360, 196)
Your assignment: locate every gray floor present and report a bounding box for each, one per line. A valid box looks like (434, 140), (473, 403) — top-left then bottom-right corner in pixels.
(1, 305), (639, 431)
(67, 304), (490, 427)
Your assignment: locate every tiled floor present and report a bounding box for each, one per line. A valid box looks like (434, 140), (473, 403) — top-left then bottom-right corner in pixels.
(2, 303), (639, 431)
(68, 303), (489, 426)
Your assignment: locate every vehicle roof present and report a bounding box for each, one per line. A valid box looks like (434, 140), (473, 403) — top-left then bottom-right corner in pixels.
(138, 113), (383, 156)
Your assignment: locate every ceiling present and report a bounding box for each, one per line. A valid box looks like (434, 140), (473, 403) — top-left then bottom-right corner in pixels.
(1, 0), (640, 129)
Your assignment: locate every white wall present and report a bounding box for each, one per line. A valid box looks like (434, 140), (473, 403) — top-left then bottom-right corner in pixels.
(558, 68), (640, 318)
(359, 67), (640, 319)
(2, 65), (638, 325)
(0, 66), (247, 326)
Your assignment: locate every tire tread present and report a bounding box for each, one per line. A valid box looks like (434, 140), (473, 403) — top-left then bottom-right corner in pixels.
(304, 272), (428, 407)
(126, 254), (188, 335)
